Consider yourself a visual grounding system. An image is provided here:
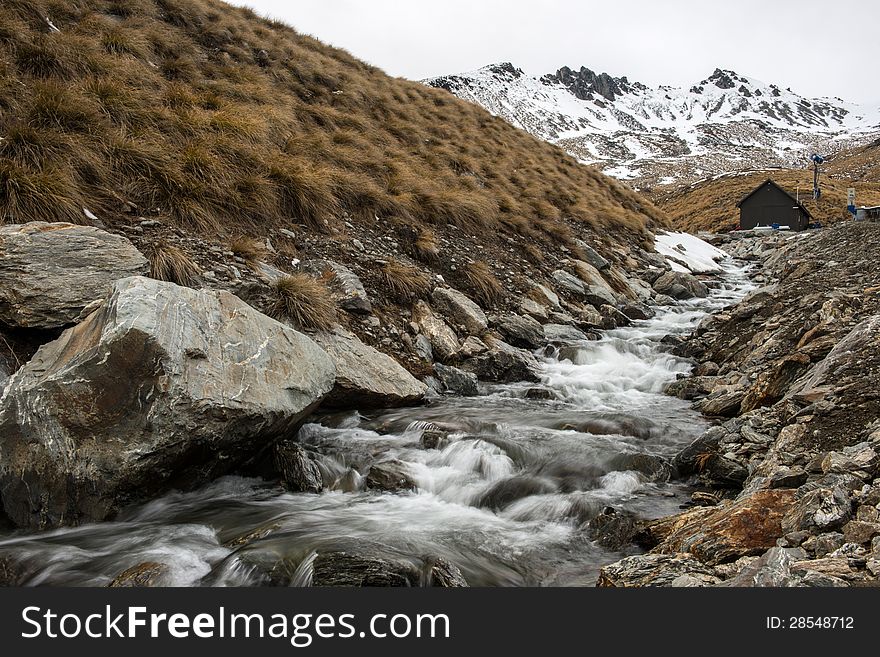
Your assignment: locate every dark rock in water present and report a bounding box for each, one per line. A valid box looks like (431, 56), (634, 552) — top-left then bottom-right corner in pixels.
(0, 555), (26, 586)
(433, 363), (479, 396)
(477, 476), (556, 511)
(620, 302), (654, 320)
(420, 428), (448, 450)
(108, 562), (169, 587)
(273, 440), (323, 493)
(524, 387), (555, 400)
(700, 453), (749, 488)
(311, 552), (419, 587)
(599, 304), (631, 329)
(672, 427), (727, 477)
(0, 276), (336, 529)
(652, 271), (708, 300)
(423, 556), (469, 587)
(491, 312), (545, 349)
(782, 486), (853, 534)
(664, 376), (715, 401)
(543, 323), (590, 344)
(365, 460), (419, 492)
(597, 553), (721, 587)
(462, 337), (541, 383)
(223, 522), (282, 548)
(607, 453), (674, 482)
(588, 507), (642, 550)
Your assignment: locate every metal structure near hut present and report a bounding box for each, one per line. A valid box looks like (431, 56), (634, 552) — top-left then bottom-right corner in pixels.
(737, 179), (813, 231)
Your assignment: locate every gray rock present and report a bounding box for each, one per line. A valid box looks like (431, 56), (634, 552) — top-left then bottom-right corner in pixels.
(572, 260), (619, 307)
(273, 440), (323, 493)
(519, 297), (549, 321)
(431, 287), (487, 335)
(313, 328), (426, 408)
(459, 336), (489, 359)
(597, 553), (721, 587)
(821, 443), (879, 479)
(652, 271), (709, 300)
(412, 301), (460, 361)
(301, 259), (372, 314)
(588, 507), (642, 550)
(599, 304), (632, 329)
(530, 283), (561, 309)
(0, 222), (149, 329)
(620, 302), (655, 320)
(433, 363), (479, 396)
(551, 270), (592, 301)
(0, 277), (336, 528)
(424, 556), (469, 587)
(311, 551), (419, 587)
(461, 336), (541, 383)
(782, 486), (853, 534)
(695, 387), (745, 417)
(723, 547), (807, 586)
(574, 241), (610, 270)
(674, 426), (726, 476)
(491, 312), (545, 349)
(365, 459), (419, 492)
(543, 324), (590, 344)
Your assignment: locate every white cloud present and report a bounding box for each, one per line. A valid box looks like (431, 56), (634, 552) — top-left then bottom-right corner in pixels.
(232, 0), (880, 106)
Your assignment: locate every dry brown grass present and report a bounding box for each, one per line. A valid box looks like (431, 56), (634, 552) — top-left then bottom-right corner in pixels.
(380, 259), (431, 302)
(146, 240), (200, 286)
(270, 273), (337, 331)
(461, 260), (504, 307)
(228, 235), (266, 262)
(0, 0), (666, 245)
(412, 228), (439, 262)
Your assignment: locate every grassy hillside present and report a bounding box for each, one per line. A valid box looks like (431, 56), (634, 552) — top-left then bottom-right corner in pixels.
(657, 167), (880, 233)
(0, 0), (666, 249)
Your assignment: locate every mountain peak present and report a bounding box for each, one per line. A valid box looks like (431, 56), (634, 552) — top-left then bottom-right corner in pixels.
(542, 65), (645, 102)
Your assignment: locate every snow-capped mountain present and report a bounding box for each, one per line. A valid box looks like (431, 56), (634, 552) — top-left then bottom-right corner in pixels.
(425, 63), (880, 188)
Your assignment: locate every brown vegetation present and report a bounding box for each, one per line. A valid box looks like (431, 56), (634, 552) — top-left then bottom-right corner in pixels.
(270, 273), (337, 331)
(460, 260), (504, 307)
(0, 0), (666, 248)
(380, 260), (431, 302)
(146, 240), (200, 286)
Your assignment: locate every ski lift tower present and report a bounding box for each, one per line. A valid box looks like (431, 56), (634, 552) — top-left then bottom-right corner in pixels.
(810, 153), (825, 201)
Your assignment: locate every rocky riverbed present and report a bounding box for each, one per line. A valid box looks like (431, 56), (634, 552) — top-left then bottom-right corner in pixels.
(599, 222), (880, 587)
(0, 219), (755, 586)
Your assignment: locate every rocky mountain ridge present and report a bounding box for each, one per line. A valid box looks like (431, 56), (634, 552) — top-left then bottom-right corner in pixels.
(426, 63), (880, 189)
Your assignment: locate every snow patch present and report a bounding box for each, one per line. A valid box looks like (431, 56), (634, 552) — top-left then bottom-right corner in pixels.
(654, 231), (727, 273)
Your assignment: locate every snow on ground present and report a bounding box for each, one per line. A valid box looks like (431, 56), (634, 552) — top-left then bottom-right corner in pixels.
(654, 231), (727, 273)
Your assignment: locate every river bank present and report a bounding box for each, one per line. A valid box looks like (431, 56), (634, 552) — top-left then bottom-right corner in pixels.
(599, 222), (880, 586)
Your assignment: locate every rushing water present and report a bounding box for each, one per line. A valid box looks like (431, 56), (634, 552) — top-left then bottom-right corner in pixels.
(0, 261), (754, 587)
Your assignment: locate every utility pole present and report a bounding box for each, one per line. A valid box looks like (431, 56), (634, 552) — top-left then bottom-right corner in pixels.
(811, 153), (824, 201)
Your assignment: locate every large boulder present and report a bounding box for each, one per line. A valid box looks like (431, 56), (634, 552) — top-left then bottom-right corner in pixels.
(572, 260), (620, 307)
(412, 300), (460, 361)
(433, 363), (479, 396)
(0, 222), (149, 329)
(313, 328), (426, 408)
(430, 287), (487, 335)
(651, 489), (798, 565)
(461, 337), (542, 383)
(0, 276), (336, 528)
(652, 271), (708, 300)
(490, 312), (545, 349)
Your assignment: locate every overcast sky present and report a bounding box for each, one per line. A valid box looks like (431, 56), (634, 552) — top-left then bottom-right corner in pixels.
(232, 1), (879, 106)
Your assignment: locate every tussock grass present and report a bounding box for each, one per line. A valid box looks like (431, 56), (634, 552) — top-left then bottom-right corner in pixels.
(228, 235), (266, 262)
(461, 260), (504, 307)
(380, 260), (431, 302)
(412, 228), (439, 262)
(146, 240), (200, 286)
(0, 0), (666, 247)
(270, 273), (337, 331)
